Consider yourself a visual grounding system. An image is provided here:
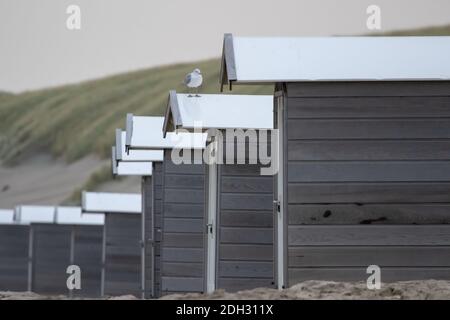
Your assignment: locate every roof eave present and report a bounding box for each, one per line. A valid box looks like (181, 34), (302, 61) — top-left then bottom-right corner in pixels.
(220, 33), (237, 92)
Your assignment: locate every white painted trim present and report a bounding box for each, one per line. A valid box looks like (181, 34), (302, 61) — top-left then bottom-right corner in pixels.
(276, 95), (285, 290)
(206, 141), (218, 293)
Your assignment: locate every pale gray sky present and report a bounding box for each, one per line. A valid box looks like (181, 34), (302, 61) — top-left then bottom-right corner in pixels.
(1, 0), (450, 93)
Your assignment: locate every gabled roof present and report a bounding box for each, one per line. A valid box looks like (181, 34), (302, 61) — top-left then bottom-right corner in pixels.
(115, 129), (163, 162)
(220, 34), (450, 89)
(111, 146), (153, 176)
(82, 191), (142, 214)
(163, 91), (273, 135)
(126, 114), (206, 150)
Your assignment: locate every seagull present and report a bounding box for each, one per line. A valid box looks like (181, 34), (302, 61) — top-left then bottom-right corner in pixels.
(183, 68), (203, 97)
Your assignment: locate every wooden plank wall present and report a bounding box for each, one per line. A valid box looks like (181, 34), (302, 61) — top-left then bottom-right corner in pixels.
(0, 225), (30, 291)
(31, 224), (103, 297)
(31, 224), (72, 295)
(217, 164), (275, 292)
(103, 213), (141, 297)
(142, 168), (162, 299)
(284, 81), (450, 285)
(160, 149), (206, 295)
(72, 225), (103, 297)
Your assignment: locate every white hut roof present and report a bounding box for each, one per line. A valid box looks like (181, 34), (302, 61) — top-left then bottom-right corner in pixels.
(55, 207), (104, 225)
(163, 91), (273, 134)
(15, 205), (56, 224)
(111, 146), (153, 176)
(220, 34), (450, 88)
(115, 129), (163, 162)
(82, 191), (141, 214)
(126, 114), (206, 150)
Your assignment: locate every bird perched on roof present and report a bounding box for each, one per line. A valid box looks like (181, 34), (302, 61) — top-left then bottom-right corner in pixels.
(183, 68), (203, 97)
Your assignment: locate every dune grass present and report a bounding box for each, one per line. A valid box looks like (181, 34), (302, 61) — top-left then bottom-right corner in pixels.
(0, 59), (271, 166)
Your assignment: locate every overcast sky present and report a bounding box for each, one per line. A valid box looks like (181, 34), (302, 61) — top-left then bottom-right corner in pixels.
(1, 0), (450, 93)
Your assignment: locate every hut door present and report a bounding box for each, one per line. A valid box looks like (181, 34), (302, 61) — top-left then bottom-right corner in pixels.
(275, 93), (285, 289)
(206, 145), (218, 293)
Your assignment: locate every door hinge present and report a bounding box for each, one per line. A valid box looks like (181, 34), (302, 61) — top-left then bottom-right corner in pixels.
(206, 223), (213, 234)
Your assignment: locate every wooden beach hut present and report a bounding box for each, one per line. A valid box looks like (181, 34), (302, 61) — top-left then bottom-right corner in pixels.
(82, 191), (143, 297)
(125, 115), (207, 296)
(14, 206), (104, 297)
(0, 209), (29, 292)
(220, 35), (450, 288)
(163, 91), (275, 292)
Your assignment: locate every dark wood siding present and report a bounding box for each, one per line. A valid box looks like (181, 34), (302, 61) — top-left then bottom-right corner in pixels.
(142, 165), (162, 298)
(103, 213), (141, 297)
(72, 225), (103, 297)
(217, 164), (275, 292)
(284, 81), (450, 285)
(30, 224), (103, 297)
(0, 225), (30, 291)
(31, 224), (72, 295)
(160, 149), (206, 295)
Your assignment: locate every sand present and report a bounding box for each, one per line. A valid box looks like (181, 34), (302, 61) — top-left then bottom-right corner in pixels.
(0, 154), (140, 207)
(2, 280), (450, 300)
(161, 280), (450, 300)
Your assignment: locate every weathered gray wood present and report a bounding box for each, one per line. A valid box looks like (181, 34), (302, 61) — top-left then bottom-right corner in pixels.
(288, 182), (450, 204)
(220, 244), (274, 261)
(163, 218), (204, 233)
(287, 96), (450, 118)
(162, 263), (204, 277)
(161, 277), (204, 293)
(162, 233), (204, 248)
(162, 248), (204, 263)
(288, 225), (450, 246)
(288, 204), (450, 224)
(220, 210), (273, 228)
(217, 278), (275, 292)
(0, 225), (30, 292)
(219, 261), (274, 278)
(289, 246), (450, 267)
(160, 149), (206, 294)
(104, 213), (141, 297)
(31, 224), (72, 295)
(288, 161), (450, 182)
(286, 81), (450, 97)
(163, 203), (204, 218)
(72, 225), (103, 297)
(164, 174), (205, 189)
(288, 119), (450, 140)
(288, 267), (450, 284)
(220, 227), (273, 245)
(221, 176), (273, 193)
(221, 194), (273, 210)
(288, 140), (450, 161)
(164, 189), (204, 204)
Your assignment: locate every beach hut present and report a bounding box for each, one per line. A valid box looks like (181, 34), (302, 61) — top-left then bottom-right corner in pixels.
(82, 191), (143, 297)
(220, 35), (450, 288)
(163, 91), (275, 292)
(112, 130), (163, 298)
(125, 115), (208, 295)
(0, 209), (29, 292)
(14, 206), (104, 297)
